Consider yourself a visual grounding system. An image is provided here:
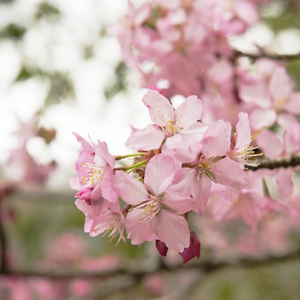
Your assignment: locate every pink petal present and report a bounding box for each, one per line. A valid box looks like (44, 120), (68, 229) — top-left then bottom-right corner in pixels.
(125, 124), (166, 151)
(154, 210), (190, 252)
(255, 130), (283, 158)
(95, 141), (115, 168)
(144, 154), (177, 196)
(239, 81), (271, 109)
(91, 185), (109, 216)
(144, 154), (178, 196)
(223, 186), (241, 202)
(163, 134), (200, 163)
(133, 3), (151, 25)
(275, 168), (294, 198)
(249, 108), (276, 131)
(202, 120), (231, 157)
(180, 122), (208, 142)
(168, 168), (196, 196)
(235, 112), (251, 150)
(269, 67), (293, 103)
(69, 175), (81, 190)
(175, 95), (202, 127)
(142, 90), (175, 126)
(102, 169), (118, 202)
(162, 190), (195, 214)
(191, 175), (212, 215)
(112, 171), (149, 205)
(125, 209), (155, 245)
(73, 132), (94, 152)
(284, 92), (300, 114)
(214, 158), (249, 190)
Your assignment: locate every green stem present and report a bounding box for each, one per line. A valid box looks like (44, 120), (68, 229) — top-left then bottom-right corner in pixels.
(115, 153), (147, 160)
(125, 161), (147, 174)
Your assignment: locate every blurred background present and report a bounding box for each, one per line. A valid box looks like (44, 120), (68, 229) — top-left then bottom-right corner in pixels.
(1, 0), (300, 299)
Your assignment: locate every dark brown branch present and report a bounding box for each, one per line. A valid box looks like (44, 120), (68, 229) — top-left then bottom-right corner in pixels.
(246, 154), (300, 171)
(0, 202), (8, 273)
(1, 249), (300, 280)
(234, 50), (300, 61)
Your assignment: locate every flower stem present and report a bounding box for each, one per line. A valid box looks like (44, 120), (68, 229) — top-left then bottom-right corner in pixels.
(125, 161), (147, 174)
(115, 153), (147, 160)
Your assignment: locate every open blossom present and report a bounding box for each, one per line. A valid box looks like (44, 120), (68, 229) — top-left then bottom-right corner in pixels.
(125, 90), (207, 150)
(164, 120), (249, 214)
(112, 154), (195, 252)
(70, 133), (118, 215)
(76, 199), (125, 244)
(229, 111), (261, 167)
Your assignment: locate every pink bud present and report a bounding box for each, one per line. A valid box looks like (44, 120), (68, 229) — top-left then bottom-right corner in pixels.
(179, 230), (201, 264)
(156, 240), (168, 256)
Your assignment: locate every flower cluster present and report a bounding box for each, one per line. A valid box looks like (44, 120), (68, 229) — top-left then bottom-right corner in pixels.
(70, 90), (264, 263)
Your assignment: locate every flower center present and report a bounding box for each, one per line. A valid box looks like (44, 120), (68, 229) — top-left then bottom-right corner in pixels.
(80, 162), (106, 186)
(161, 120), (179, 137)
(135, 195), (161, 223)
(92, 213), (124, 245)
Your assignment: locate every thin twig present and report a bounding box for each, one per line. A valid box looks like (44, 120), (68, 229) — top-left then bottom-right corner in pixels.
(246, 155), (300, 171)
(234, 50), (300, 61)
(1, 249), (299, 279)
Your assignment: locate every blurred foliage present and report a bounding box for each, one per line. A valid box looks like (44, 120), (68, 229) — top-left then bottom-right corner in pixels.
(0, 23), (26, 40)
(15, 66), (44, 81)
(287, 59), (300, 90)
(45, 72), (75, 105)
(2, 191), (149, 271)
(262, 0), (300, 30)
(0, 0), (14, 4)
(190, 261), (300, 300)
(34, 1), (61, 21)
(105, 62), (128, 100)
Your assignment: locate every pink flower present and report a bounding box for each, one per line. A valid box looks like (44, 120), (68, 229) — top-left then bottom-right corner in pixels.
(70, 133), (118, 216)
(125, 90), (207, 150)
(76, 200), (125, 244)
(164, 120), (249, 214)
(112, 154), (195, 252)
(229, 111), (260, 168)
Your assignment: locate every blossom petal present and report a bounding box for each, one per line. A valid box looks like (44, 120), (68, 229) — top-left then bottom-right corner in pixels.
(284, 92), (300, 114)
(95, 141), (115, 168)
(269, 67), (293, 103)
(255, 130), (283, 158)
(235, 112), (251, 150)
(249, 108), (276, 131)
(180, 122), (208, 142)
(275, 168), (294, 198)
(202, 120), (231, 157)
(125, 209), (155, 245)
(125, 124), (166, 151)
(214, 158), (249, 190)
(163, 134), (200, 162)
(162, 190), (195, 214)
(102, 169), (118, 202)
(144, 154), (177, 196)
(175, 95), (202, 127)
(142, 90), (175, 126)
(112, 171), (149, 205)
(168, 168), (195, 196)
(154, 210), (190, 252)
(69, 175), (81, 190)
(191, 175), (212, 215)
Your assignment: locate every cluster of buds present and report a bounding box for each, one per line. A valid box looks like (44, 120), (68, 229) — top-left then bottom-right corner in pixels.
(70, 90), (259, 263)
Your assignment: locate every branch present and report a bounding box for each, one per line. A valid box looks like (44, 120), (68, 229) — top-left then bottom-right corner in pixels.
(0, 201), (8, 273)
(246, 154), (300, 171)
(234, 50), (300, 61)
(1, 249), (300, 280)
